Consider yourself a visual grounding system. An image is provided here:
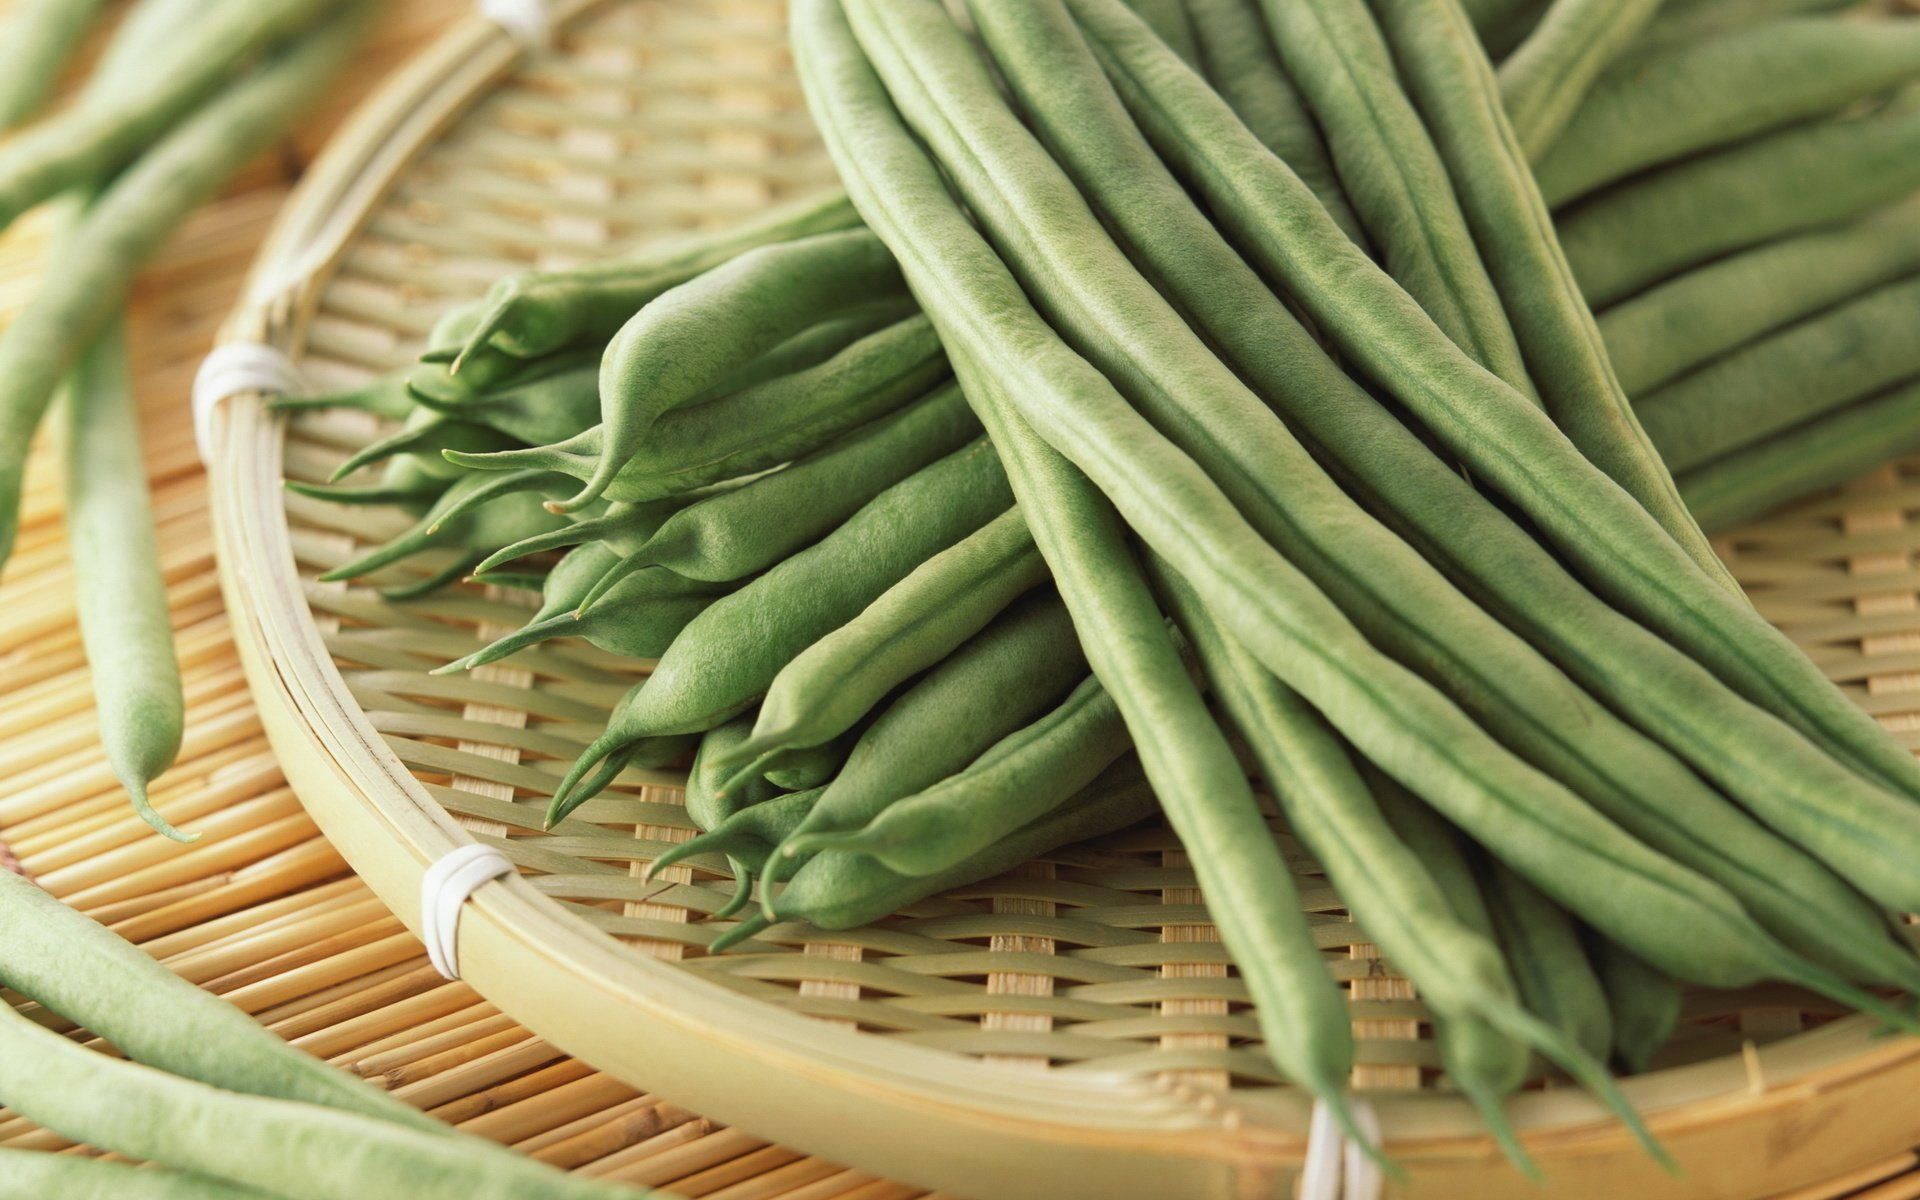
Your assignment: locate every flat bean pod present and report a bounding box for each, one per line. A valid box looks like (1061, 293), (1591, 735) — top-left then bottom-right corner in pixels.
(1559, 91), (1920, 307)
(1073, 0), (1920, 815)
(1637, 274), (1920, 472)
(565, 228), (907, 509)
(718, 507), (1046, 789)
(1600, 195), (1920, 395)
(1539, 19), (1920, 207)
(546, 438), (1013, 823)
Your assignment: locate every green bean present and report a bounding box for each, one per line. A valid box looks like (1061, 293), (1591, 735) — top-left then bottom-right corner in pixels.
(807, 672), (1129, 876)
(0, 5), (367, 572)
(1368, 0), (1733, 592)
(646, 787), (823, 919)
(681, 717), (785, 919)
(1540, 19), (1920, 208)
(937, 0), (1919, 981)
(1248, 0), (1535, 393)
(547, 438), (1013, 823)
(0, 1002), (642, 1200)
(324, 411), (515, 487)
(1073, 0), (1920, 814)
(1680, 378), (1920, 533)
(1497, 0), (1664, 160)
(61, 323), (186, 840)
(759, 740), (848, 792)
(676, 295), (917, 404)
(1121, 0), (1202, 66)
(576, 380), (978, 595)
(471, 493), (687, 581)
(1601, 196), (1920, 395)
(408, 345), (600, 415)
(1639, 274), (1920, 472)
(817, 0), (1920, 1025)
(0, 0), (343, 229)
(769, 592), (1089, 877)
(0, 870), (442, 1135)
(271, 369), (417, 421)
(318, 470), (573, 589)
(467, 568), (548, 593)
(752, 756), (1157, 953)
(435, 573), (722, 674)
(407, 359), (601, 445)
(1560, 90), (1920, 307)
(1587, 935), (1681, 1075)
(1632, 0), (1862, 58)
(0, 1149), (269, 1200)
(717, 507), (1046, 791)
(0, 0), (107, 131)
(1182, 0), (1366, 245)
(1476, 858), (1613, 1063)
(1461, 0), (1543, 54)
(561, 229), (905, 510)
(1156, 562), (1654, 1169)
(451, 187), (860, 372)
(452, 315), (948, 505)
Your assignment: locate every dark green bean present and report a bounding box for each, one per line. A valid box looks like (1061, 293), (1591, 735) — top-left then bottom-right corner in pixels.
(769, 592), (1089, 878)
(0, 5), (368, 572)
(809, 671), (1129, 876)
(1369, 0), (1733, 591)
(716, 507), (1046, 791)
(62, 323), (186, 840)
(546, 438), (1013, 823)
(450, 187), (860, 372)
(1249, 0), (1535, 393)
(1073, 0), (1920, 814)
(1476, 858), (1614, 1063)
(1560, 90), (1920, 307)
(1601, 196), (1920, 396)
(1587, 935), (1681, 1075)
(1539, 19), (1920, 207)
(1679, 378), (1920, 533)
(1497, 0), (1664, 159)
(1182, 0), (1366, 245)
(562, 229), (905, 510)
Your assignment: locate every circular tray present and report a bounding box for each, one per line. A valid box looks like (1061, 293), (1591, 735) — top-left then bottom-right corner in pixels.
(202, 3), (1920, 1196)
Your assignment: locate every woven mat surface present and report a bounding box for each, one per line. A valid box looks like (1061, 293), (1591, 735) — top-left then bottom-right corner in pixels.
(0, 4), (1914, 1199)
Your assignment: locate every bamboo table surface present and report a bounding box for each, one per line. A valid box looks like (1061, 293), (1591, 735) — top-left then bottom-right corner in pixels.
(0, 4), (1915, 1199)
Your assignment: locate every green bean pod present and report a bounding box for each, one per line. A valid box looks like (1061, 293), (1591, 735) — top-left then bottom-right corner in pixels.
(682, 717), (787, 919)
(1497, 0), (1664, 160)
(0, 0), (106, 130)
(0, 1149), (268, 1200)
(271, 369), (417, 421)
(1072, 0), (1920, 818)
(408, 344), (599, 414)
(716, 508), (1046, 790)
(408, 359), (601, 446)
(1680, 378), (1920, 533)
(0, 1002), (640, 1200)
(769, 592), (1089, 878)
(811, 671), (1129, 876)
(326, 411), (516, 485)
(564, 229), (906, 509)
(1477, 859), (1614, 1064)
(1368, 0), (1732, 593)
(646, 786), (824, 917)
(581, 380), (978, 589)
(1601, 196), (1920, 396)
(1630, 0), (1874, 66)
(319, 470), (575, 589)
(1637, 274), (1920, 472)
(1182, 0), (1366, 245)
(1120, 0), (1202, 65)
(435, 573), (722, 674)
(547, 438), (1013, 823)
(0, 871), (442, 1135)
(1587, 935), (1682, 1075)
(1540, 19), (1920, 208)
(452, 187), (861, 371)
(62, 324), (186, 840)
(0, 4), (370, 571)
(1248, 0), (1535, 393)
(815, 0), (1920, 1025)
(1461, 0), (1543, 54)
(1560, 90), (1920, 307)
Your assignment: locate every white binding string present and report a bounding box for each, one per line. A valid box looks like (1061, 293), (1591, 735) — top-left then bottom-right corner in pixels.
(191, 342), (304, 463)
(420, 843), (513, 980)
(479, 0), (553, 44)
(1299, 1099), (1345, 1200)
(1341, 1098), (1385, 1200)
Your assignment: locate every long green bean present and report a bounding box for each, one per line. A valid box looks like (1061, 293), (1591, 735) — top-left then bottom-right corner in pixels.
(0, 0), (106, 130)
(1587, 936), (1681, 1075)
(0, 1149), (268, 1200)
(1476, 859), (1614, 1063)
(0, 4), (368, 572)
(1497, 0), (1664, 160)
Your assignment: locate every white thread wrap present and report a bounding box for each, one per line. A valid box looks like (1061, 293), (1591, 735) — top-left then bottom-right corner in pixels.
(480, 0), (552, 43)
(191, 342), (304, 463)
(420, 843), (513, 980)
(1298, 1098), (1385, 1200)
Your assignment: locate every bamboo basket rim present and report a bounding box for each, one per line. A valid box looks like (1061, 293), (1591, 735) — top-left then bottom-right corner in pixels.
(199, 5), (1920, 1197)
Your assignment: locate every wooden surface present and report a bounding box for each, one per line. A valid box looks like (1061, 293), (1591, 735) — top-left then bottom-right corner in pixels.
(0, 3), (1917, 1198)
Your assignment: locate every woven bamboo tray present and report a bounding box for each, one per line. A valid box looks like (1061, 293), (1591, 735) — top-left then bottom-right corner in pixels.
(198, 3), (1920, 1197)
